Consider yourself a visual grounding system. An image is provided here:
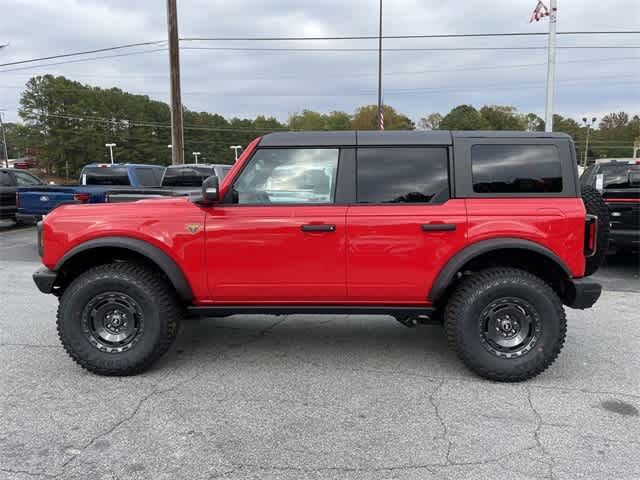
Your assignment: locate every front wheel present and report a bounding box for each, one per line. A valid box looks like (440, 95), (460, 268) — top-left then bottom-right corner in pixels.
(444, 268), (566, 382)
(57, 262), (181, 375)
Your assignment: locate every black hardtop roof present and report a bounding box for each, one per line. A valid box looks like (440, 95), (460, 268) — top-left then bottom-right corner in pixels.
(259, 130), (571, 147)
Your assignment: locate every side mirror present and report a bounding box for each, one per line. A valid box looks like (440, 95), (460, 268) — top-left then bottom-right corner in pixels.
(201, 175), (219, 203)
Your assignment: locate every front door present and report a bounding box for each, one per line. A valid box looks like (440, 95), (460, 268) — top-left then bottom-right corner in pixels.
(205, 147), (347, 303)
(346, 146), (466, 302)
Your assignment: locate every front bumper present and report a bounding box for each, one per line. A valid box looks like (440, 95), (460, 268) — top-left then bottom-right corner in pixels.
(610, 229), (640, 249)
(33, 267), (57, 294)
(564, 278), (602, 309)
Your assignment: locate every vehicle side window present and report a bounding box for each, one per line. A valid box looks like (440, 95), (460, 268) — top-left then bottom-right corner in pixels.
(232, 148), (339, 204)
(12, 171), (41, 186)
(1, 171), (14, 186)
(135, 167), (161, 187)
(356, 147), (449, 203)
(471, 144), (562, 193)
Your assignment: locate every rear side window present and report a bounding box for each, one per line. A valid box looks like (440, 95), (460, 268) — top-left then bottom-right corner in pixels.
(135, 167), (162, 187)
(12, 171), (41, 186)
(471, 145), (562, 193)
(356, 147), (449, 203)
(162, 166), (215, 187)
(82, 167), (130, 186)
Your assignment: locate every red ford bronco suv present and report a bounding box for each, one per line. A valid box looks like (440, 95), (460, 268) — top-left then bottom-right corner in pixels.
(33, 131), (608, 381)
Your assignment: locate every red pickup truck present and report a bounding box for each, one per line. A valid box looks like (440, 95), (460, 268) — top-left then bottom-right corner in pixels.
(33, 131), (608, 381)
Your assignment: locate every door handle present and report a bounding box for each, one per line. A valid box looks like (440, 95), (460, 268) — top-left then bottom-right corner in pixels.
(421, 223), (456, 232)
(301, 224), (336, 232)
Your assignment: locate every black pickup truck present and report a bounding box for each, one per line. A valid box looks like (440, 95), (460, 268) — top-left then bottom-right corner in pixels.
(0, 168), (43, 223)
(581, 159), (640, 253)
(106, 163), (232, 203)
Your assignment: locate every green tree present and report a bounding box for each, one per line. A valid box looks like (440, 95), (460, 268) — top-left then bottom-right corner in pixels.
(323, 111), (351, 130)
(479, 105), (526, 130)
(439, 105), (490, 130)
(351, 105), (414, 130)
(288, 110), (326, 130)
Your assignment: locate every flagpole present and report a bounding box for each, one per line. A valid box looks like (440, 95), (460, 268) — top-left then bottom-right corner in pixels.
(544, 0), (557, 132)
(377, 0), (383, 130)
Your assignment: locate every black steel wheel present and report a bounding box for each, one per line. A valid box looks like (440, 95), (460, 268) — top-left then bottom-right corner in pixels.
(478, 297), (541, 359)
(57, 262), (181, 376)
(444, 267), (566, 382)
(82, 292), (144, 353)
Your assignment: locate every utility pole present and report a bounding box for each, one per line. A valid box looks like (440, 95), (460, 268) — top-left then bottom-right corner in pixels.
(377, 0), (383, 130)
(544, 0), (557, 132)
(230, 145), (242, 162)
(105, 143), (116, 164)
(582, 117), (596, 167)
(167, 0), (184, 165)
(0, 111), (9, 168)
(192, 151), (201, 164)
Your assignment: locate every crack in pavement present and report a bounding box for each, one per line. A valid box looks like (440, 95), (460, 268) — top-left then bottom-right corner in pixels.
(0, 467), (58, 479)
(527, 387), (556, 480)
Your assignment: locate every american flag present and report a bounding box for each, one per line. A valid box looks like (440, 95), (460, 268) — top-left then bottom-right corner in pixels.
(379, 105), (385, 131)
(529, 1), (550, 22)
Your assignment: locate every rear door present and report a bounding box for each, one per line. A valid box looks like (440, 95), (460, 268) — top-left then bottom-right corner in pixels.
(346, 146), (467, 302)
(205, 147), (348, 302)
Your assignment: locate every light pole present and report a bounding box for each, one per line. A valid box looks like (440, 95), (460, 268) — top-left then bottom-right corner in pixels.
(192, 151), (201, 164)
(0, 111), (9, 168)
(105, 143), (116, 164)
(230, 145), (242, 162)
(581, 117), (596, 167)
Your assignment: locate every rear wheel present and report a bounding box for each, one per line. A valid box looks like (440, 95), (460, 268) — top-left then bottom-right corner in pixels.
(57, 262), (181, 375)
(444, 268), (566, 382)
(581, 184), (610, 276)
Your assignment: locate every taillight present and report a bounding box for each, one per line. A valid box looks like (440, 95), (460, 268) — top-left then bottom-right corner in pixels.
(72, 193), (90, 203)
(584, 214), (598, 257)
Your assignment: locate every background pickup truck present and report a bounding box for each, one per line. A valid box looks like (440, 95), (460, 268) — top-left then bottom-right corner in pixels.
(105, 163), (232, 203)
(16, 163), (165, 220)
(580, 159), (640, 253)
(0, 168), (43, 223)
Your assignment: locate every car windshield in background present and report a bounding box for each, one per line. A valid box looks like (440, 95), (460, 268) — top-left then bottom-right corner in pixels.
(162, 167), (214, 187)
(218, 166), (231, 180)
(599, 164), (639, 189)
(82, 167), (130, 185)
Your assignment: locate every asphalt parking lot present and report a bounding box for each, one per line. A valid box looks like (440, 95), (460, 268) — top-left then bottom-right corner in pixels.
(1, 221), (639, 480)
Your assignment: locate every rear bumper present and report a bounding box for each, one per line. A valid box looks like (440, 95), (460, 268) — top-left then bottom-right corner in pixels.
(564, 278), (602, 309)
(15, 212), (42, 224)
(33, 267), (57, 294)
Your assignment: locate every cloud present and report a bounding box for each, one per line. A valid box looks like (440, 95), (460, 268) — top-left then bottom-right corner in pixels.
(1, 0), (638, 125)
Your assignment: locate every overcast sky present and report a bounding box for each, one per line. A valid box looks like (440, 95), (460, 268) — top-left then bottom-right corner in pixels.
(1, 0), (638, 125)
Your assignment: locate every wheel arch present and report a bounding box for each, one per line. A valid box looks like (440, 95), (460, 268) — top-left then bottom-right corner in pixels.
(429, 238), (573, 303)
(54, 237), (193, 302)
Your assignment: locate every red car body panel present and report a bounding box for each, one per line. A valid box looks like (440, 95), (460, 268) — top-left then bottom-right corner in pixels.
(465, 198), (586, 278)
(41, 199), (210, 302)
(346, 200), (467, 303)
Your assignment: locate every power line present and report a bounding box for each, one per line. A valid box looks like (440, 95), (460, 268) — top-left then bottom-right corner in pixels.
(181, 31), (640, 41)
(1, 30), (638, 69)
(0, 41), (166, 67)
(0, 55), (635, 81)
(0, 48), (167, 74)
(182, 45), (639, 53)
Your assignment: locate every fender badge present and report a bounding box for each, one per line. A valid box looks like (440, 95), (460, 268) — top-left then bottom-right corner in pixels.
(186, 223), (200, 234)
(40, 195), (49, 202)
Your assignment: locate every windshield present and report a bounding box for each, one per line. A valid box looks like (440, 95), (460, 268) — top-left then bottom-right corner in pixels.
(162, 166), (215, 187)
(599, 164), (639, 189)
(81, 167), (130, 185)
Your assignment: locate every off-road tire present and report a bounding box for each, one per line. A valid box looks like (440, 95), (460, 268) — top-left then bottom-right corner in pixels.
(581, 184), (610, 276)
(444, 268), (566, 382)
(57, 262), (181, 375)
